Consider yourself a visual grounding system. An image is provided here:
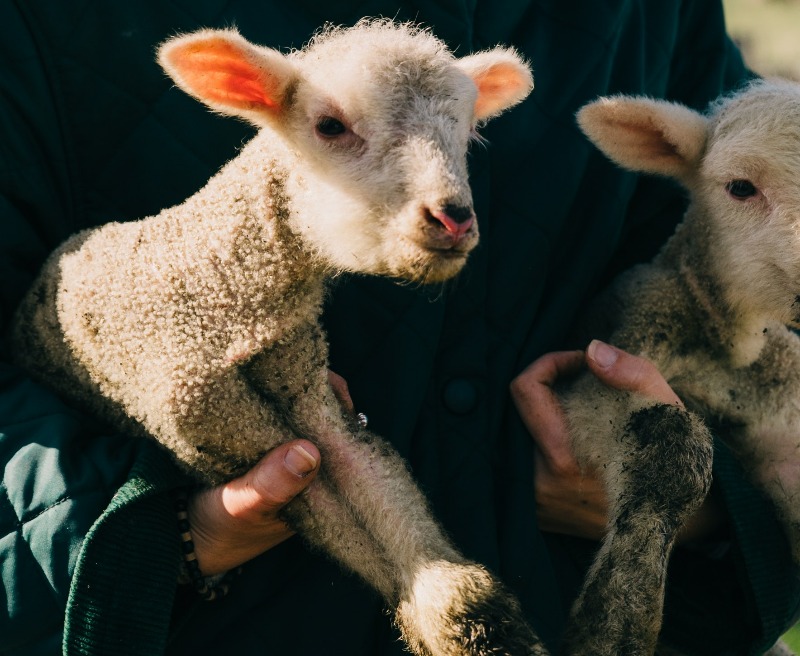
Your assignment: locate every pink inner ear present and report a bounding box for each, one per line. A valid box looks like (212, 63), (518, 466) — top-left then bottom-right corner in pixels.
(473, 64), (527, 117)
(170, 38), (278, 110)
(613, 119), (684, 167)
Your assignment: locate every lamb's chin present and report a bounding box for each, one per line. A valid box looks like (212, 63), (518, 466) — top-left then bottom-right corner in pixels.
(391, 252), (470, 285)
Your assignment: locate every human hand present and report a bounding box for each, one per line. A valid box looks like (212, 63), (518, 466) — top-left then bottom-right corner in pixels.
(187, 439), (320, 576)
(510, 340), (723, 543)
(187, 371), (355, 576)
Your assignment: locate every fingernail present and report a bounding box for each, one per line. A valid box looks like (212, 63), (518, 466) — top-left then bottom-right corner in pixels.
(285, 444), (317, 477)
(587, 340), (618, 368)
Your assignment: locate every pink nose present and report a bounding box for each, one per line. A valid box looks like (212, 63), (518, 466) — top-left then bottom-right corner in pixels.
(428, 205), (475, 237)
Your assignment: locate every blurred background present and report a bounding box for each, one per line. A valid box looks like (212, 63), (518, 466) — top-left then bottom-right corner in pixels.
(723, 0), (800, 80)
(721, 0), (799, 650)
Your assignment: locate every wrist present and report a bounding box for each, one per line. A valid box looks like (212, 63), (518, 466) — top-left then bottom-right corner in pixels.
(174, 487), (242, 600)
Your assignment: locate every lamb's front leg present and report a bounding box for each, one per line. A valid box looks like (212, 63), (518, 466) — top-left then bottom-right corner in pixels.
(161, 353), (404, 603)
(295, 392), (547, 656)
(562, 385), (713, 656)
(246, 325), (547, 655)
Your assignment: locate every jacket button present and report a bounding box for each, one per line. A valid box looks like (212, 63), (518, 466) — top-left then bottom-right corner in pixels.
(442, 378), (478, 414)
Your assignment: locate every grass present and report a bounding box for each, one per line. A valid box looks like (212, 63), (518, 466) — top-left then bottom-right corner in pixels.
(786, 624), (800, 651)
(722, 0), (800, 80)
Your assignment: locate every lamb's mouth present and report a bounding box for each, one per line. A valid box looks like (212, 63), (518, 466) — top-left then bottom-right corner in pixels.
(425, 245), (471, 258)
(388, 234), (473, 283)
(411, 234), (477, 258)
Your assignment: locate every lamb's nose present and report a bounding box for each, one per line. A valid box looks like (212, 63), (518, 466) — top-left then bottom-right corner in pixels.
(428, 205), (475, 237)
(442, 204), (474, 224)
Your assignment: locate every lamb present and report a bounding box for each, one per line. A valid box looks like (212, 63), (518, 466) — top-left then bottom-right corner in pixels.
(549, 78), (800, 655)
(11, 20), (549, 656)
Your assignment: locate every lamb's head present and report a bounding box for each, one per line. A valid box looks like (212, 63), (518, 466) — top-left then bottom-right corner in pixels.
(158, 20), (533, 283)
(577, 80), (800, 333)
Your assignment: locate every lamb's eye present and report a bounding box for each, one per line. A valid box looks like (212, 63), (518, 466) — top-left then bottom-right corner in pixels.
(316, 116), (347, 137)
(726, 179), (757, 199)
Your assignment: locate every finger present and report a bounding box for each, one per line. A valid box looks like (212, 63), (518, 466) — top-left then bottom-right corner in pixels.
(221, 439), (320, 522)
(188, 440), (320, 575)
(514, 350), (585, 389)
(510, 351), (584, 473)
(328, 370), (355, 413)
(585, 340), (682, 406)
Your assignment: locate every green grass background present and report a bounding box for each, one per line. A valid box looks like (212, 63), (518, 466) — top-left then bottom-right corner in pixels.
(722, 0), (799, 649)
(786, 625), (800, 652)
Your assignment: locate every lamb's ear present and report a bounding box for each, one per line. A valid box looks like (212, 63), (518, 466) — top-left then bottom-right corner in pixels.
(158, 29), (297, 126)
(456, 48), (533, 121)
(577, 96), (709, 180)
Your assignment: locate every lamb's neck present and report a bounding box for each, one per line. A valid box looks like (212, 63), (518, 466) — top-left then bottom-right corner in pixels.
(176, 131), (329, 285)
(658, 208), (768, 369)
(140, 131), (334, 360)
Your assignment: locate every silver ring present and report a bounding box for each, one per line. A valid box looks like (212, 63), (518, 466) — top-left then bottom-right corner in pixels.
(356, 412), (368, 428)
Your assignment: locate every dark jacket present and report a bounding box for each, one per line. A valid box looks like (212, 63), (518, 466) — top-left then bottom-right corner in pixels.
(1, 1), (797, 654)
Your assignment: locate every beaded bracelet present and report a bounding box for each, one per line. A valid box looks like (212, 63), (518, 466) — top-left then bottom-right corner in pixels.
(174, 488), (242, 601)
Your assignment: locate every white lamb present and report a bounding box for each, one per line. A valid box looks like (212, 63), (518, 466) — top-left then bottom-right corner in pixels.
(550, 78), (800, 655)
(11, 20), (547, 656)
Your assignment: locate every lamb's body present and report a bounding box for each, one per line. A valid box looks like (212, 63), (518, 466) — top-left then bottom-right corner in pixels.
(23, 136), (326, 479)
(12, 21), (548, 656)
(558, 79), (800, 655)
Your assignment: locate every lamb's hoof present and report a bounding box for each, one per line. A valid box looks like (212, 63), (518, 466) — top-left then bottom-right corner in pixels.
(396, 561), (549, 656)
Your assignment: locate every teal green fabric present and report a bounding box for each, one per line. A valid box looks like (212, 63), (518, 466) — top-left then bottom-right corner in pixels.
(1, 1), (797, 655)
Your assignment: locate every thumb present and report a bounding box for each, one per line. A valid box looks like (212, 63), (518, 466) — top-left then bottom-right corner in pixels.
(221, 439), (321, 521)
(585, 340), (682, 406)
(188, 439), (320, 575)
